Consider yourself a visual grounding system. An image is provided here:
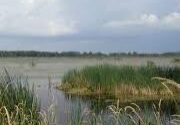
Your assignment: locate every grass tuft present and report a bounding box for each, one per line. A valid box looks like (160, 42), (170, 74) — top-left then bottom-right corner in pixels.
(0, 69), (40, 125)
(60, 64), (180, 96)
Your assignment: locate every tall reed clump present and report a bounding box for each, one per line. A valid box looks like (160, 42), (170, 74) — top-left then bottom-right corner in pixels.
(0, 69), (40, 125)
(60, 64), (180, 96)
(102, 78), (180, 125)
(65, 79), (180, 125)
(173, 58), (180, 63)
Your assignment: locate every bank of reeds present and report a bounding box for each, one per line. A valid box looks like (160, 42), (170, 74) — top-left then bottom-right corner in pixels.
(67, 78), (180, 125)
(1, 68), (179, 125)
(60, 64), (180, 96)
(0, 69), (41, 125)
(173, 58), (180, 63)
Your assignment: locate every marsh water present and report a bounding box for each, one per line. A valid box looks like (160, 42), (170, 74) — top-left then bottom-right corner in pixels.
(0, 57), (179, 124)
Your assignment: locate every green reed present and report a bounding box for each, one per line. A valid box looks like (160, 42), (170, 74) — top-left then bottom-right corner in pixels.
(61, 64), (180, 95)
(65, 78), (180, 125)
(0, 69), (40, 125)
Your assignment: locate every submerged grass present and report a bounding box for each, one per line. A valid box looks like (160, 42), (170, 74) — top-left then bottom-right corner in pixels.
(60, 64), (180, 96)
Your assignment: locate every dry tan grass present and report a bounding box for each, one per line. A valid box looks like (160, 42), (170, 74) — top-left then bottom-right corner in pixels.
(152, 77), (180, 89)
(152, 77), (180, 99)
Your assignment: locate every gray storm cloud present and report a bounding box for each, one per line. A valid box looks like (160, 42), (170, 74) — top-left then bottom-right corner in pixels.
(0, 0), (180, 52)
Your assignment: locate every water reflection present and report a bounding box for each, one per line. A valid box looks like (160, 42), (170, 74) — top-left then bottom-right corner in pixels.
(63, 92), (180, 125)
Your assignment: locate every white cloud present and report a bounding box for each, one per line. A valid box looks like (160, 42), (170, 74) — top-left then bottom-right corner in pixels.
(48, 20), (77, 36)
(105, 12), (180, 30)
(140, 14), (159, 24)
(163, 12), (180, 28)
(0, 0), (180, 37)
(104, 14), (159, 29)
(0, 0), (77, 36)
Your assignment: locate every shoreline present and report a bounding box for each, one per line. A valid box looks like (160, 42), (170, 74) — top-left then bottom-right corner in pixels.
(58, 86), (180, 103)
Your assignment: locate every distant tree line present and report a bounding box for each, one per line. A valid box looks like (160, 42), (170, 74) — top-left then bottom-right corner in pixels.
(0, 50), (179, 57)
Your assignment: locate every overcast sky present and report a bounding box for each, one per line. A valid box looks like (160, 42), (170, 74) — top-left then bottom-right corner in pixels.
(0, 0), (180, 53)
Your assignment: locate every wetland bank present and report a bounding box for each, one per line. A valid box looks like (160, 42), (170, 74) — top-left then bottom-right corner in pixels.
(0, 56), (180, 125)
(2, 0), (180, 124)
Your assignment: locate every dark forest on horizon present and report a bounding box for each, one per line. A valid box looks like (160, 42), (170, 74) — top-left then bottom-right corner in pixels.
(0, 50), (179, 57)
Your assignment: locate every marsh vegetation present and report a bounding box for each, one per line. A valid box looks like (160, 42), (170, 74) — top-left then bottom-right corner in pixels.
(173, 58), (180, 63)
(0, 69), (40, 125)
(0, 56), (179, 125)
(60, 64), (180, 98)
